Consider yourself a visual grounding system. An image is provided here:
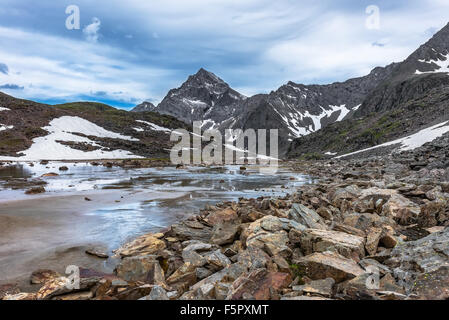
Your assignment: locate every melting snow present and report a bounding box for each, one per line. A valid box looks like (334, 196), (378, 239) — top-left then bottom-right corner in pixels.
(336, 121), (449, 159)
(0, 107), (10, 112)
(0, 124), (14, 131)
(416, 53), (449, 74)
(136, 120), (172, 133)
(0, 116), (141, 161)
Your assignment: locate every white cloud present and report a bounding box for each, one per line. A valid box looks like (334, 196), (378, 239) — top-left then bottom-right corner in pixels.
(83, 17), (101, 43)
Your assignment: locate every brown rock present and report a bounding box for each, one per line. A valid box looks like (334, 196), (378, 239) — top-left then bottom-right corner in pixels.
(115, 234), (166, 257)
(30, 269), (62, 284)
(204, 208), (239, 226)
(365, 227), (383, 256)
(297, 251), (365, 283)
(300, 229), (366, 261)
(115, 255), (166, 287)
(228, 269), (291, 300)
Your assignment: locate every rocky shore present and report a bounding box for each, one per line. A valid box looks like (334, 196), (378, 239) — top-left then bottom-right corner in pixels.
(1, 142), (449, 300)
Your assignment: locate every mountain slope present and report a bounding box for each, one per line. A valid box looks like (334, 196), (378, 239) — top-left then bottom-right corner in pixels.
(136, 64), (396, 156)
(151, 68), (246, 128)
(287, 22), (449, 159)
(0, 92), (189, 160)
(131, 101), (156, 112)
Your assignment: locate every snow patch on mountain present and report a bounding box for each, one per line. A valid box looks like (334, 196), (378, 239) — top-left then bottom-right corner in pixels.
(416, 53), (449, 74)
(135, 120), (172, 133)
(0, 107), (10, 112)
(0, 116), (141, 161)
(336, 121), (449, 159)
(0, 124), (13, 131)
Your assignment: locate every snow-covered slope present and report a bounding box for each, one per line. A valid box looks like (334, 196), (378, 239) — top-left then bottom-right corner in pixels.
(0, 116), (142, 161)
(336, 121), (449, 159)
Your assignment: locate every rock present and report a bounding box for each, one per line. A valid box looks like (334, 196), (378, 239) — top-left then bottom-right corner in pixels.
(2, 293), (37, 300)
(386, 228), (449, 292)
(36, 277), (99, 300)
(210, 223), (239, 245)
(30, 269), (62, 284)
(85, 247), (109, 259)
(289, 204), (325, 229)
(59, 166), (69, 171)
(196, 267), (213, 280)
(182, 240), (213, 252)
(204, 250), (232, 271)
(139, 285), (169, 300)
(379, 233), (398, 248)
(300, 229), (366, 261)
(203, 208), (239, 226)
(418, 200), (448, 228)
(41, 172), (59, 177)
(297, 251), (365, 283)
(316, 207), (333, 221)
(214, 282), (232, 300)
(52, 291), (93, 300)
(228, 269), (291, 300)
(365, 227), (383, 256)
(25, 186), (45, 195)
(246, 230), (290, 257)
(115, 234), (166, 257)
(182, 250), (207, 267)
(412, 266), (449, 300)
(170, 221), (212, 242)
(191, 262), (248, 293)
(332, 223), (366, 238)
(115, 284), (153, 300)
(381, 194), (420, 225)
(0, 284), (20, 300)
(166, 262), (197, 292)
(115, 255), (166, 287)
(292, 278), (335, 298)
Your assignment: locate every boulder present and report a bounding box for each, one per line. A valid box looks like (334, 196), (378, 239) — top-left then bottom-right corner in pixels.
(114, 234), (166, 257)
(289, 204), (326, 229)
(292, 278), (335, 298)
(30, 269), (62, 284)
(418, 200), (448, 228)
(381, 194), (420, 225)
(297, 251), (365, 283)
(365, 227), (383, 256)
(139, 285), (169, 300)
(203, 208), (239, 226)
(170, 221), (212, 242)
(386, 228), (449, 292)
(115, 255), (166, 287)
(300, 229), (366, 261)
(228, 269), (291, 300)
(210, 222), (239, 245)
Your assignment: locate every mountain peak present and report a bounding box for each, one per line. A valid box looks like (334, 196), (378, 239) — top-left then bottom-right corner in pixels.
(131, 101), (156, 112)
(189, 68), (225, 85)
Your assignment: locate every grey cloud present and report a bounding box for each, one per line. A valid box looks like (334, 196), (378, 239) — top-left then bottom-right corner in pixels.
(0, 63), (8, 75)
(0, 84), (24, 90)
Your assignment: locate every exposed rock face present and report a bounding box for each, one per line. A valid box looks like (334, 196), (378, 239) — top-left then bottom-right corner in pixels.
(131, 101), (156, 112)
(152, 68), (246, 127)
(287, 23), (449, 159)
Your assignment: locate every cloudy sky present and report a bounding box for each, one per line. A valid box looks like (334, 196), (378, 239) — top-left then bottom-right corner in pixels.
(0, 0), (448, 109)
